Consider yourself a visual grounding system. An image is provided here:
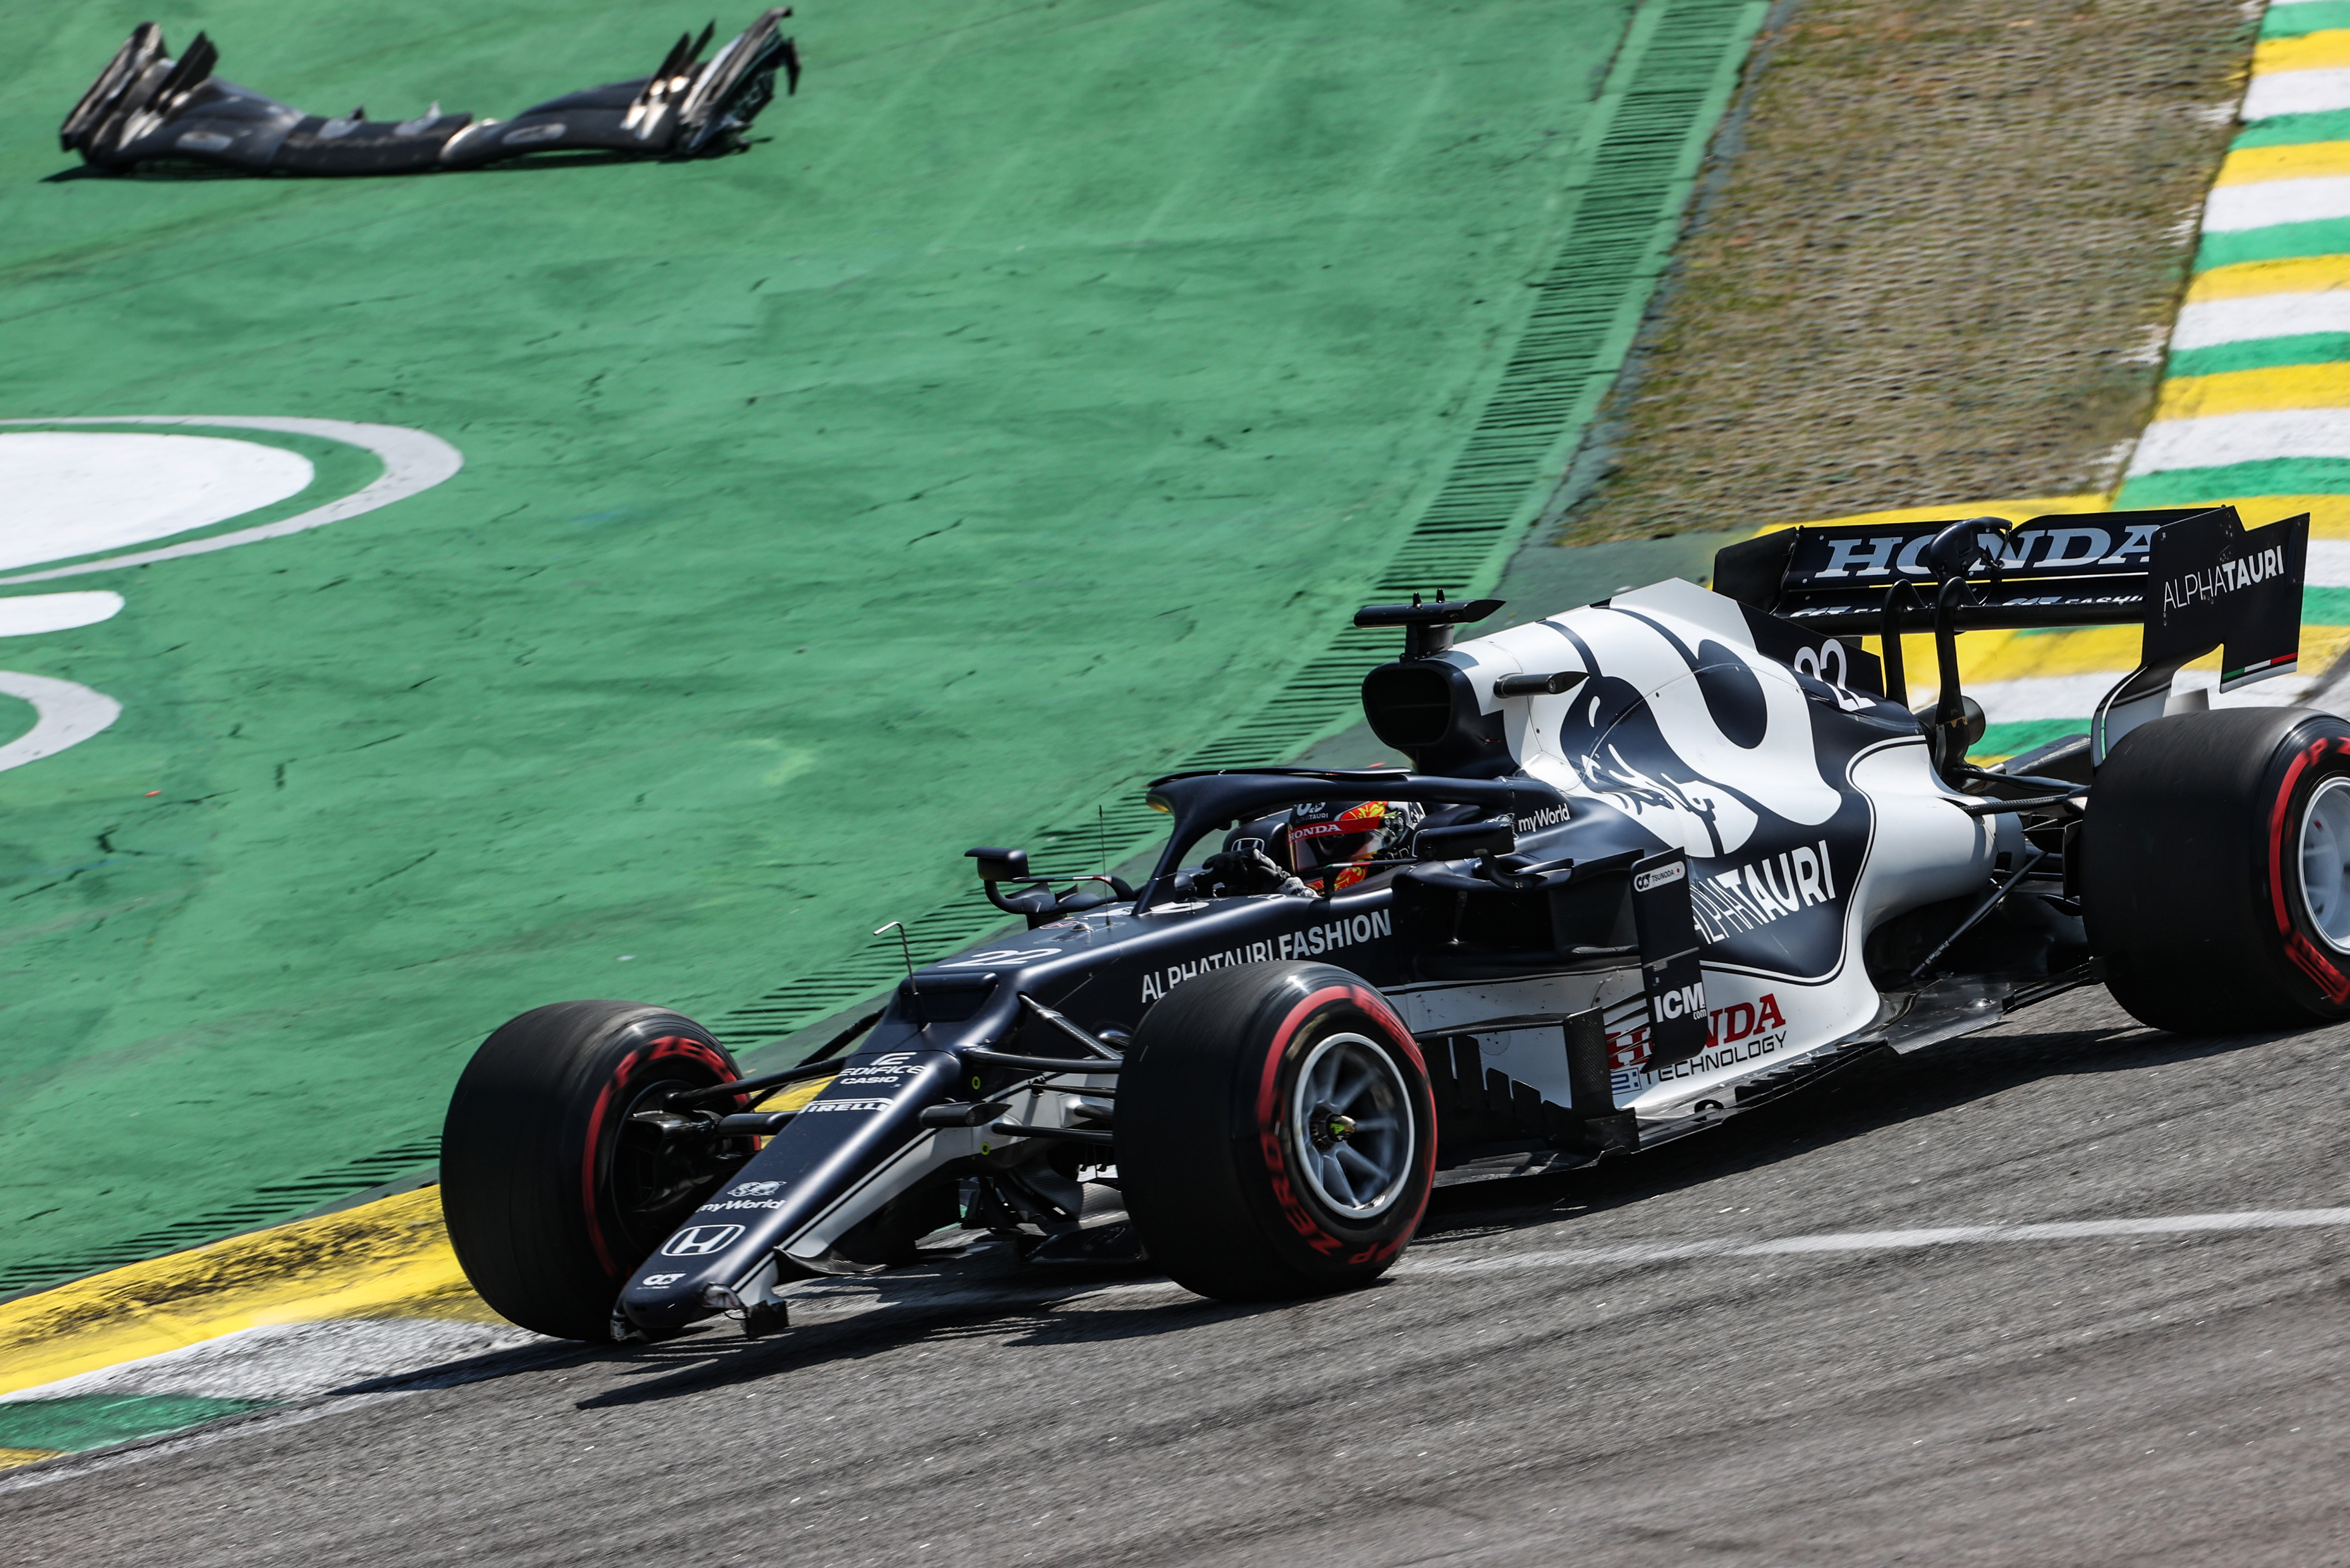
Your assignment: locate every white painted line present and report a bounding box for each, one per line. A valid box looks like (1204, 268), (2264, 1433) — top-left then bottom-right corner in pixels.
(2244, 67), (2350, 123)
(0, 417), (463, 586)
(2173, 290), (2350, 351)
(0, 592), (122, 638)
(2128, 408), (2350, 475)
(1401, 1207), (2350, 1276)
(0, 671), (120, 774)
(2204, 173), (2350, 234)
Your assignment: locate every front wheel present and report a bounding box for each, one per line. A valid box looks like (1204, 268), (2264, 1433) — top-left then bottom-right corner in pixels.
(441, 1001), (745, 1340)
(1119, 961), (1437, 1301)
(2083, 707), (2350, 1033)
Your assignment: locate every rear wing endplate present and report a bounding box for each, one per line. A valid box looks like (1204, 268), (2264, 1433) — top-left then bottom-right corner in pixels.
(1713, 505), (2309, 761)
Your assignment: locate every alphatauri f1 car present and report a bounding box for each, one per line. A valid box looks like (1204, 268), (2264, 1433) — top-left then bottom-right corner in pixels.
(60, 13), (796, 175)
(443, 506), (2348, 1340)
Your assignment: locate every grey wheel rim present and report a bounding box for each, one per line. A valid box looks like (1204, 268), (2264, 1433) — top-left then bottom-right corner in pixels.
(2300, 776), (2350, 951)
(1288, 1031), (1414, 1220)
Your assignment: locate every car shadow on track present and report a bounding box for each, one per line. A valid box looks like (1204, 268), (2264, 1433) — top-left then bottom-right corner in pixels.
(315, 992), (2336, 1414)
(563, 1269), (1265, 1410)
(328, 1337), (590, 1397)
(1416, 991), (2332, 1243)
(40, 150), (651, 184)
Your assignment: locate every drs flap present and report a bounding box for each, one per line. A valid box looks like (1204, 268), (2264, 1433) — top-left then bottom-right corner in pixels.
(1714, 507), (2237, 633)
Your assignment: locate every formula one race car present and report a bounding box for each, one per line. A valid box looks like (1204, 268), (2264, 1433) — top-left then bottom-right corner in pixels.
(442, 505), (2348, 1341)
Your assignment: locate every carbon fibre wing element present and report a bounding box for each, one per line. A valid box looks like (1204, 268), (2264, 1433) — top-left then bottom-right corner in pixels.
(1714, 506), (2308, 762)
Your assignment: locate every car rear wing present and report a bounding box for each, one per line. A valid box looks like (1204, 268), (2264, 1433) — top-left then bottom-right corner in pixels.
(1713, 505), (2309, 761)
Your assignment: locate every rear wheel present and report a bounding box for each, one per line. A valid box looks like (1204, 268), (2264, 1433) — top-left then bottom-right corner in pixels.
(1119, 961), (1436, 1300)
(2082, 707), (2350, 1032)
(441, 1001), (745, 1340)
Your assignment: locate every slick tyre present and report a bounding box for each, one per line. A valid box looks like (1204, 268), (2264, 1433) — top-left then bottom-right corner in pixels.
(2083, 707), (2350, 1033)
(441, 1001), (743, 1341)
(1120, 961), (1436, 1301)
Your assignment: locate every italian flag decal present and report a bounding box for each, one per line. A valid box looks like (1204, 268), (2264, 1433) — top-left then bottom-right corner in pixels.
(2222, 651), (2299, 692)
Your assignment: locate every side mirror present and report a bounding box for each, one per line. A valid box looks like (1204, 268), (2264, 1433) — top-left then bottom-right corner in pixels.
(1416, 819), (1516, 861)
(967, 846), (1030, 883)
(968, 848), (1135, 927)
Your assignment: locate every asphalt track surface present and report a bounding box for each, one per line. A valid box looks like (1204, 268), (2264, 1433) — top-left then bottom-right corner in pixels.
(7, 984), (2347, 1566)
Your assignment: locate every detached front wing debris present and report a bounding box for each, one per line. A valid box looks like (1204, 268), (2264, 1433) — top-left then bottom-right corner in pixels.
(58, 12), (800, 176)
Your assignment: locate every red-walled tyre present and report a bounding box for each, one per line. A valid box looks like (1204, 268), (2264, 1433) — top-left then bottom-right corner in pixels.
(2083, 707), (2350, 1033)
(1119, 961), (1436, 1301)
(441, 1001), (745, 1340)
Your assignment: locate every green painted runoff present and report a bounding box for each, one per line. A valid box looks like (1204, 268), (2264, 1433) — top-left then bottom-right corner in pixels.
(0, 1), (1657, 1274)
(0, 1392), (271, 1453)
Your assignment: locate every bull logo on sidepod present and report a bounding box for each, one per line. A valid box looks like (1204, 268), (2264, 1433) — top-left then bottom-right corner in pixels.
(1500, 588), (1879, 980)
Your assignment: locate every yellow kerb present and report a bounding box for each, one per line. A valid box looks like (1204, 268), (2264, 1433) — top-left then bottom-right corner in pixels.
(2151, 362), (2350, 422)
(0, 1187), (471, 1399)
(2253, 30), (2350, 76)
(2186, 255), (2350, 304)
(2215, 141), (2350, 187)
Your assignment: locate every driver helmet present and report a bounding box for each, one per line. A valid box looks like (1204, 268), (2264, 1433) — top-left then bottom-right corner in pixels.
(1284, 799), (1425, 892)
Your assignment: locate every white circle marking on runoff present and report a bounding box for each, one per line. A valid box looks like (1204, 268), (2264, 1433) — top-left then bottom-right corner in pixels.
(0, 417), (463, 773)
(0, 433), (315, 573)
